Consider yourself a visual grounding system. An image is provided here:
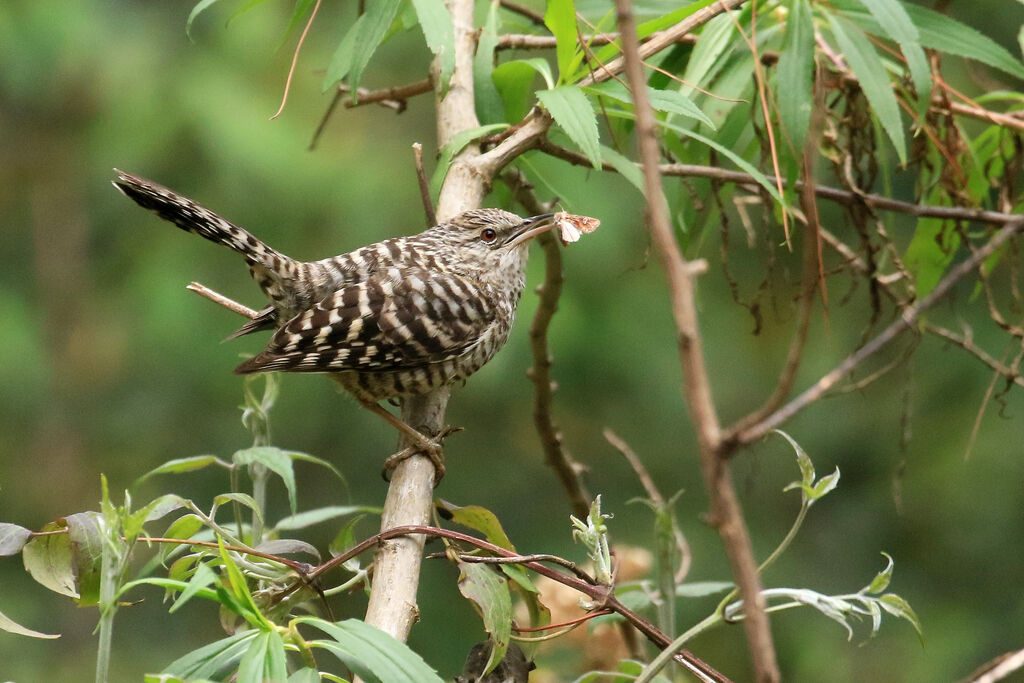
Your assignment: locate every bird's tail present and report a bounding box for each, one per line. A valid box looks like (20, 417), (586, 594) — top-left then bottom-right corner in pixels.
(112, 170), (291, 272)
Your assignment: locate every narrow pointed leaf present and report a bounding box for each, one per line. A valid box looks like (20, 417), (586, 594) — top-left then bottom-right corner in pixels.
(0, 607), (59, 639)
(860, 0), (931, 111)
(827, 12), (906, 163)
(430, 123), (509, 199)
(234, 446), (298, 514)
(538, 85), (601, 168)
(544, 0), (577, 82)
(409, 0), (455, 91)
(475, 0), (505, 124)
(457, 563), (511, 675)
(296, 617), (444, 682)
(349, 0), (403, 96)
(776, 0), (814, 152)
(833, 0), (1024, 80)
(186, 0), (223, 40)
(600, 145), (644, 194)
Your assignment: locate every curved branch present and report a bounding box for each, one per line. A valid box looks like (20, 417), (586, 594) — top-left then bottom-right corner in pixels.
(611, 0), (778, 680)
(730, 219), (1024, 445)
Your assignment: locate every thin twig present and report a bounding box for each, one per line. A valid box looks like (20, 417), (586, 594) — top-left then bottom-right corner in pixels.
(603, 428), (692, 583)
(498, 0), (545, 26)
(728, 73), (825, 437)
(341, 78), (433, 109)
(136, 536), (307, 571)
(309, 88), (345, 151)
(508, 171), (593, 519)
(611, 0), (777, 680)
(412, 142), (436, 226)
(732, 219), (1024, 445)
(270, 0), (322, 120)
(537, 138), (1024, 226)
(496, 32), (697, 50)
(186, 282), (259, 319)
(290, 524), (729, 682)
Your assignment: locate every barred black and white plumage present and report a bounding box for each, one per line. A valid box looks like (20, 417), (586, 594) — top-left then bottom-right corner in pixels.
(112, 170), (558, 407)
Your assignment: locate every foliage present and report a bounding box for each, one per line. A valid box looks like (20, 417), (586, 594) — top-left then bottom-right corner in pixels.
(3, 0), (1024, 680)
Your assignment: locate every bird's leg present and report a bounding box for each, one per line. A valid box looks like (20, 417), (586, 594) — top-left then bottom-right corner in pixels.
(359, 400), (452, 483)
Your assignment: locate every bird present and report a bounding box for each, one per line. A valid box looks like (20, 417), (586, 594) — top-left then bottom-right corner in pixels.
(112, 170), (561, 479)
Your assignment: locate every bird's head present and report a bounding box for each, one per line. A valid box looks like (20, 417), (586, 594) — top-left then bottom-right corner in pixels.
(433, 208), (557, 275)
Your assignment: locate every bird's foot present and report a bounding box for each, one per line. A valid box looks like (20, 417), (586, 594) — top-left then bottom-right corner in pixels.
(381, 424), (462, 484)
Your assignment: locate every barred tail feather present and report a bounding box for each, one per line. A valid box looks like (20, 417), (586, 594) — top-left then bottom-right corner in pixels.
(112, 169), (290, 271)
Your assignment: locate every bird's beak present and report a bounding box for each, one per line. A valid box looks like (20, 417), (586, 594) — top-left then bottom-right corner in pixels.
(506, 214), (557, 248)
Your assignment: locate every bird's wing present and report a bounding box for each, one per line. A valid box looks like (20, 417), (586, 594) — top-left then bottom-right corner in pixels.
(234, 269), (499, 374)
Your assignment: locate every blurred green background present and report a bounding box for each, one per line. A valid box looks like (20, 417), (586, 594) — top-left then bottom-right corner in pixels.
(2, 1), (1023, 680)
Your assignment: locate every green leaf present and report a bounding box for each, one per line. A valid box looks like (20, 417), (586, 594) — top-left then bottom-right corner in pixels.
(162, 630), (259, 679)
(437, 500), (516, 551)
(64, 511), (104, 606)
(776, 0), (814, 152)
(508, 57), (554, 91)
(0, 607), (59, 639)
(878, 593), (923, 637)
(118, 577), (218, 605)
(826, 12), (906, 163)
(288, 669), (322, 683)
(237, 630), (288, 683)
(186, 0), (223, 41)
(809, 468), (841, 501)
(296, 617), (445, 682)
(349, 0), (403, 96)
(457, 563), (511, 675)
(613, 110), (782, 203)
(276, 0), (316, 52)
(544, 0), (577, 83)
(492, 60), (542, 123)
(679, 12), (737, 98)
(323, 18), (361, 92)
(475, 0), (505, 124)
(538, 85), (601, 169)
(234, 446), (298, 514)
(276, 505), (378, 531)
(214, 492), (264, 524)
(126, 494), (187, 539)
(136, 455), (229, 484)
(904, 216), (959, 296)
(0, 523), (31, 556)
(23, 521), (78, 598)
(170, 562), (219, 613)
(675, 581), (734, 598)
(859, 0), (931, 113)
(218, 538), (272, 630)
(287, 450), (347, 484)
(587, 81), (715, 128)
(833, 0), (1024, 80)
(599, 145), (644, 195)
(256, 538), (320, 561)
(409, 0), (455, 91)
(866, 552), (894, 594)
(430, 123), (509, 199)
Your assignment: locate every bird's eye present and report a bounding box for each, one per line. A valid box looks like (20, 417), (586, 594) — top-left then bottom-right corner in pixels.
(481, 228), (498, 243)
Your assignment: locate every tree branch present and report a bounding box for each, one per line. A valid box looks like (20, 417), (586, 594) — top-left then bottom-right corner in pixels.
(612, 0), (778, 680)
(538, 138), (1024, 226)
(508, 171), (593, 519)
(361, 0), (480, 645)
(730, 219), (1024, 446)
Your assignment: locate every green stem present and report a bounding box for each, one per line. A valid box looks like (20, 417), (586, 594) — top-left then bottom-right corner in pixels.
(94, 527), (121, 683)
(635, 610), (722, 683)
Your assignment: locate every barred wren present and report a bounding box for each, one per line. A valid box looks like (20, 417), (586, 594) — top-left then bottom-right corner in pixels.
(113, 170), (565, 477)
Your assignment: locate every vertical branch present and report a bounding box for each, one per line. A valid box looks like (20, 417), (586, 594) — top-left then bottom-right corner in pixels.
(363, 0), (483, 644)
(509, 173), (593, 518)
(611, 0), (780, 680)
